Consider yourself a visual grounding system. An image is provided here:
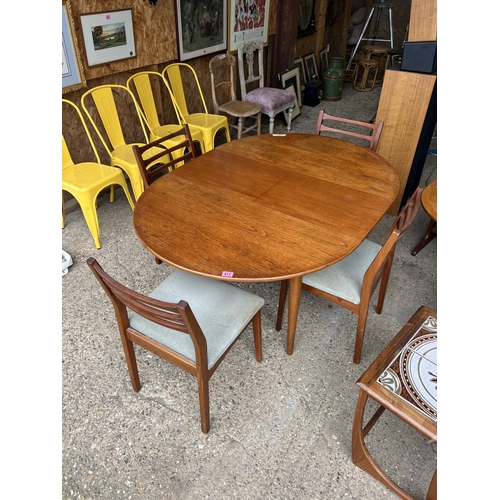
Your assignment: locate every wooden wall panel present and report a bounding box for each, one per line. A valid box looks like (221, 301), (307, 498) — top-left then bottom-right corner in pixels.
(408, 0), (437, 41)
(375, 69), (436, 215)
(71, 0), (178, 81)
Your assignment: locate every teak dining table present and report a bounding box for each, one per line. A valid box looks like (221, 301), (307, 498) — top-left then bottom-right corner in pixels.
(133, 133), (400, 355)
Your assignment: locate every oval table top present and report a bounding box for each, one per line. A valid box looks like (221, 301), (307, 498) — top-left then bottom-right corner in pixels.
(133, 133), (400, 283)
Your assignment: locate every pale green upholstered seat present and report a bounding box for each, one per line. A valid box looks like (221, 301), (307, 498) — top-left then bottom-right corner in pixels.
(302, 240), (382, 305)
(87, 258), (264, 434)
(276, 187), (423, 365)
(130, 270), (264, 370)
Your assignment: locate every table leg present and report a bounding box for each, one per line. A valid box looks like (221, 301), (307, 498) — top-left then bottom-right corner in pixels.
(286, 276), (302, 355)
(411, 219), (437, 256)
(352, 389), (416, 500)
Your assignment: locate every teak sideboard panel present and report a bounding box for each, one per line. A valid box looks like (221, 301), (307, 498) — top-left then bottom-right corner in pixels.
(375, 69), (436, 215)
(407, 0), (437, 41)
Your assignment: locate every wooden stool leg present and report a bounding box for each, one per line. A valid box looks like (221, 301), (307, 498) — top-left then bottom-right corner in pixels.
(411, 219), (437, 256)
(352, 390), (417, 500)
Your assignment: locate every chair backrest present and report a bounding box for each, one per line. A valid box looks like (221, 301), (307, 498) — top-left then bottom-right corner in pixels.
(86, 257), (208, 361)
(163, 63), (209, 119)
(62, 99), (101, 170)
(364, 187), (423, 292)
(132, 124), (197, 188)
(209, 53), (237, 114)
(315, 110), (384, 152)
(81, 84), (150, 156)
(126, 71), (165, 131)
(237, 41), (266, 100)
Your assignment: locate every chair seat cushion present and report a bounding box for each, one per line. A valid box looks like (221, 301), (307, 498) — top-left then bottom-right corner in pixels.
(129, 270), (264, 369)
(302, 239), (382, 305)
(245, 88), (295, 113)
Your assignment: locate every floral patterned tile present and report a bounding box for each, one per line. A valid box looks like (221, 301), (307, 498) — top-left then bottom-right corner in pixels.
(377, 316), (437, 422)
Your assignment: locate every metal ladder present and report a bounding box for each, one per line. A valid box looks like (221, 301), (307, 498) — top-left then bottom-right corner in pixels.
(347, 1), (394, 71)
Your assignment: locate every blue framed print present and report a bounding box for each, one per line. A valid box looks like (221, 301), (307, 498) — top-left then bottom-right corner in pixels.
(62, 1), (86, 93)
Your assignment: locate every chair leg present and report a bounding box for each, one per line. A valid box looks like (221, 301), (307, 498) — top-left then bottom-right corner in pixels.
(252, 310), (263, 362)
(376, 255), (395, 315)
(276, 280), (288, 331)
(197, 374), (211, 434)
(352, 390), (415, 499)
(285, 109), (293, 132)
(268, 115), (275, 134)
(237, 117), (243, 139)
(353, 297), (371, 364)
(256, 113), (261, 135)
(122, 337), (141, 392)
(80, 194), (102, 250)
(109, 185), (115, 203)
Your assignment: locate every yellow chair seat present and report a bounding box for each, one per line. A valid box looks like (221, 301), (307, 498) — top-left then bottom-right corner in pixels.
(62, 99), (135, 249)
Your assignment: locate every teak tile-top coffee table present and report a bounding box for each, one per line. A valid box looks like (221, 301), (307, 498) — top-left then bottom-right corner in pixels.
(352, 305), (437, 499)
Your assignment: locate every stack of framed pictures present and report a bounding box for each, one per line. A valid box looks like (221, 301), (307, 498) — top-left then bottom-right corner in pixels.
(279, 67), (302, 120)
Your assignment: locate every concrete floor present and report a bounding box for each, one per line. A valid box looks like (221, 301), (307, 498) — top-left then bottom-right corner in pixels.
(62, 83), (437, 499)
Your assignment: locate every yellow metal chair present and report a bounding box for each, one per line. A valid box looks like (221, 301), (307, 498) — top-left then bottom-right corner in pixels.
(126, 71), (206, 155)
(62, 99), (134, 249)
(81, 84), (169, 201)
(162, 63), (231, 151)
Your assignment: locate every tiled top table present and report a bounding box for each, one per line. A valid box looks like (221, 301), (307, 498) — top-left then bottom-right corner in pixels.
(352, 306), (437, 500)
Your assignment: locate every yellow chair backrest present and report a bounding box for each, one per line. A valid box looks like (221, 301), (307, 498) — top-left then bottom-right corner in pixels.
(164, 63), (209, 119)
(62, 99), (102, 170)
(81, 85), (150, 155)
(127, 72), (162, 131)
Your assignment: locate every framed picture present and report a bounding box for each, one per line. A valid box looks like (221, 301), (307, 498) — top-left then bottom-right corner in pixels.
(176, 0), (227, 61)
(304, 53), (318, 81)
(79, 9), (136, 67)
(279, 66), (302, 108)
(62, 0), (86, 93)
(284, 86), (301, 121)
(319, 47), (329, 75)
(229, 0), (270, 52)
(293, 57), (306, 88)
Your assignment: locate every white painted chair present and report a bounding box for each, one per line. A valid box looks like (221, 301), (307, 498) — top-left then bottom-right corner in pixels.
(237, 41), (295, 134)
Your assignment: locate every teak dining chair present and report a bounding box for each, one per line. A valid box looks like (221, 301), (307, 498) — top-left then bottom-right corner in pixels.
(62, 99), (135, 249)
(237, 41), (296, 134)
(315, 110), (384, 152)
(276, 187), (423, 364)
(81, 84), (170, 201)
(126, 71), (206, 154)
(162, 63), (231, 151)
(132, 124), (196, 189)
(209, 53), (262, 139)
(87, 257), (264, 434)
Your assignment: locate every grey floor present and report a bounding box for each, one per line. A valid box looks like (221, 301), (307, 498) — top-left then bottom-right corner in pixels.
(62, 83), (437, 499)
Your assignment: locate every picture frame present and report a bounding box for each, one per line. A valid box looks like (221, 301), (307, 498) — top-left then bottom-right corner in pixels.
(304, 53), (319, 81)
(176, 0), (227, 61)
(79, 9), (136, 67)
(319, 47), (329, 75)
(229, 0), (270, 52)
(279, 66), (302, 108)
(62, 0), (86, 93)
(284, 86), (301, 121)
(293, 57), (307, 88)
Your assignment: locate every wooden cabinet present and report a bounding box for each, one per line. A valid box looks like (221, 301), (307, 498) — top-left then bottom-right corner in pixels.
(374, 68), (436, 215)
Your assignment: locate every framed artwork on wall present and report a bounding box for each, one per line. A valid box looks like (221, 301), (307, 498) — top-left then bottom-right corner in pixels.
(293, 57), (306, 89)
(176, 0), (227, 61)
(304, 52), (318, 81)
(319, 47), (329, 75)
(280, 66), (302, 108)
(79, 9), (136, 67)
(62, 0), (86, 93)
(229, 0), (270, 52)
